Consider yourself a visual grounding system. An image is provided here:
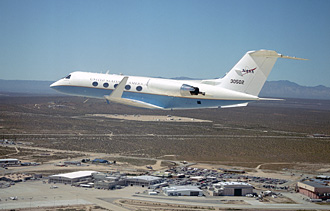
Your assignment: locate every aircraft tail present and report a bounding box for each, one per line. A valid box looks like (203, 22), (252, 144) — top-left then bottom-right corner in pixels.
(217, 50), (306, 96)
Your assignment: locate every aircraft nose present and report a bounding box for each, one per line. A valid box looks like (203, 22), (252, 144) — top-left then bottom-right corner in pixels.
(50, 81), (58, 88)
(50, 80), (64, 90)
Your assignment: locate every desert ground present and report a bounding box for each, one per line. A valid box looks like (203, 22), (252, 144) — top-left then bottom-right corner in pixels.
(1, 95), (330, 171)
(1, 95), (330, 210)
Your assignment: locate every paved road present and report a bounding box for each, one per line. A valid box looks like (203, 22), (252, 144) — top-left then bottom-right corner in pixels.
(3, 133), (312, 139)
(128, 194), (330, 210)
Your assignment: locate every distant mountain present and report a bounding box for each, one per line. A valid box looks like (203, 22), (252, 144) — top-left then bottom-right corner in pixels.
(170, 76), (203, 80)
(260, 80), (330, 100)
(0, 79), (329, 100)
(0, 79), (59, 96)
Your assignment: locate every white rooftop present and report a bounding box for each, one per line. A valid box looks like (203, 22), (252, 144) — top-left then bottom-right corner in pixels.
(50, 171), (97, 179)
(165, 185), (202, 192)
(0, 159), (19, 162)
(190, 176), (205, 180)
(130, 175), (161, 181)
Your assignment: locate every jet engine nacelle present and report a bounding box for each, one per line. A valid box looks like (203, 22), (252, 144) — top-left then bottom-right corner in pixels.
(148, 79), (204, 97)
(180, 84), (205, 96)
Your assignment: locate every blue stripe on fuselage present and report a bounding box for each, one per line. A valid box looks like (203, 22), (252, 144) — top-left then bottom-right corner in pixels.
(52, 85), (250, 109)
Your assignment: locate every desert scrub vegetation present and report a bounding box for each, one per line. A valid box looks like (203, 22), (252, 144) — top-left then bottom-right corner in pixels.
(23, 135), (330, 165)
(0, 146), (16, 156)
(1, 96), (330, 168)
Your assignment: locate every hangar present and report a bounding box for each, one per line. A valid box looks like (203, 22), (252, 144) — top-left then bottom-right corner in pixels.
(213, 182), (253, 196)
(162, 185), (203, 196)
(48, 171), (97, 185)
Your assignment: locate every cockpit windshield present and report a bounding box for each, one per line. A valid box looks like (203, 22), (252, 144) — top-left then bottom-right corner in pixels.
(64, 74), (71, 79)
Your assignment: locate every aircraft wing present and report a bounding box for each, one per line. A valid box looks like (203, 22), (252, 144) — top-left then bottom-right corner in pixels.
(108, 76), (129, 98)
(104, 76), (164, 109)
(220, 103), (248, 108)
(106, 97), (164, 109)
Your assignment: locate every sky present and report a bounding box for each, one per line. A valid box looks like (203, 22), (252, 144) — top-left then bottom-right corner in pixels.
(1, 0), (330, 87)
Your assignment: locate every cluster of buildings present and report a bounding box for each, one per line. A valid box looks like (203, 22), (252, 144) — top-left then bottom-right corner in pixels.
(2, 155), (330, 201)
(46, 168), (256, 197)
(48, 171), (163, 190)
(47, 168), (330, 200)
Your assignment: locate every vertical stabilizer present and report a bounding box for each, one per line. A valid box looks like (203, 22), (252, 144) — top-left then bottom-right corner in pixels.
(219, 50), (282, 96)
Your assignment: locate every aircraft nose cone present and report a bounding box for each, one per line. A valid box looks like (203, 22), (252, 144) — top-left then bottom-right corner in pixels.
(50, 81), (57, 88)
(50, 80), (63, 90)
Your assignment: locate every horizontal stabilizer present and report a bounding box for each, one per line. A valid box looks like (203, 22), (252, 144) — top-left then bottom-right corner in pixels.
(278, 54), (308, 60)
(221, 103), (248, 109)
(249, 50), (308, 60)
(258, 98), (284, 101)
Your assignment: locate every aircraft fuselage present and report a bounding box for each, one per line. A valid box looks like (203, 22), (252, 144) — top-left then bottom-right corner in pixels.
(51, 71), (256, 109)
(50, 50), (306, 110)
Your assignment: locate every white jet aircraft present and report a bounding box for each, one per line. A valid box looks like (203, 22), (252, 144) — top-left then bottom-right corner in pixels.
(50, 50), (306, 110)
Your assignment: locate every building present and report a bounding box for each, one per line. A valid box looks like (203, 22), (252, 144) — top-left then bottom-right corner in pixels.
(149, 182), (169, 189)
(316, 175), (330, 180)
(92, 159), (109, 164)
(298, 180), (330, 199)
(0, 173), (33, 182)
(162, 185), (203, 196)
(0, 159), (20, 166)
(213, 182), (253, 196)
(48, 171), (97, 185)
(93, 172), (126, 189)
(95, 180), (119, 189)
(125, 175), (162, 187)
(64, 161), (81, 166)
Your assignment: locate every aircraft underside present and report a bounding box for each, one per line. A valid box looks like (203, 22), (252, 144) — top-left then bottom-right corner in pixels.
(54, 85), (250, 109)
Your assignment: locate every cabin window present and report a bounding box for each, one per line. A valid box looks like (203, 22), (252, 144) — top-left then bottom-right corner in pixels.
(103, 82), (109, 88)
(125, 85), (131, 90)
(197, 101), (201, 104)
(92, 82), (98, 87)
(136, 86), (142, 91)
(114, 84), (118, 88)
